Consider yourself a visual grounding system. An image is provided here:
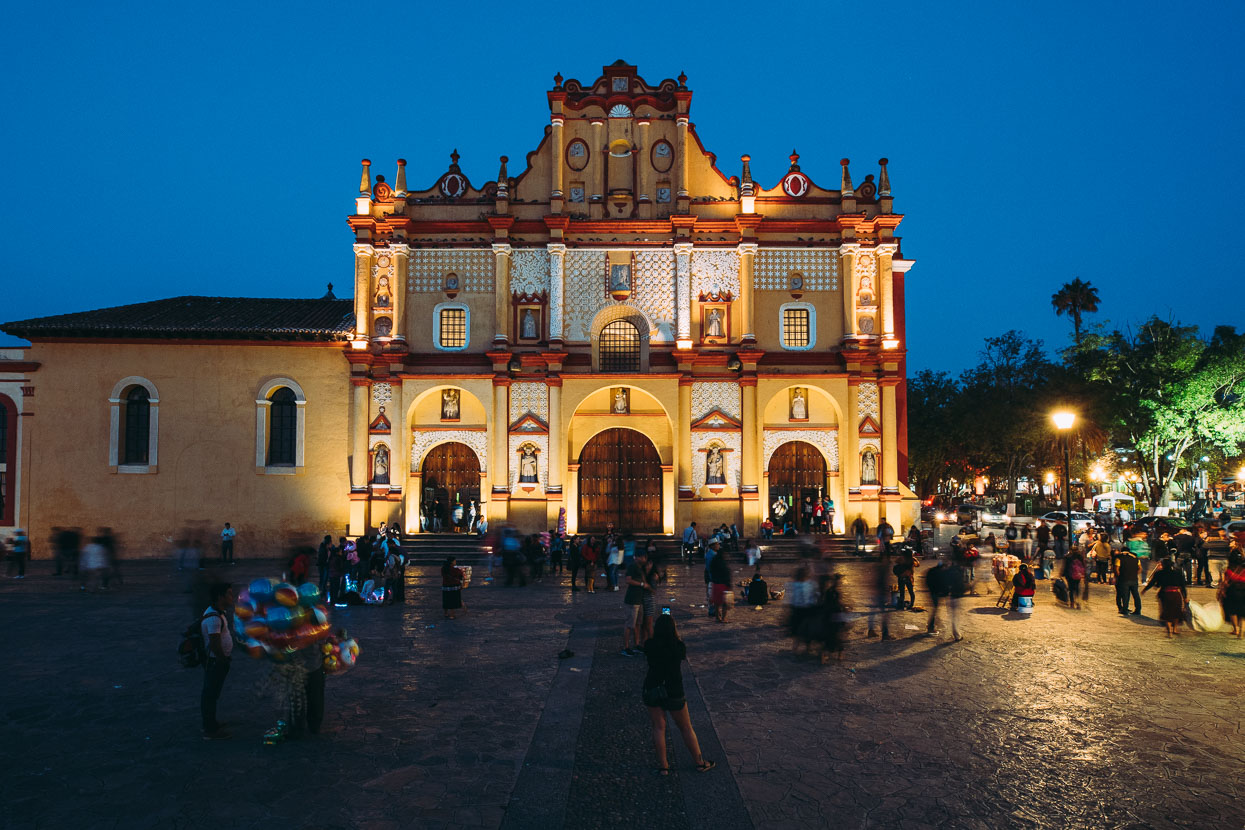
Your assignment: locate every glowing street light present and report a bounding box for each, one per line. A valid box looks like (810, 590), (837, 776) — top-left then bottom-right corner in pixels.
(1051, 411), (1076, 521)
(1052, 411), (1076, 431)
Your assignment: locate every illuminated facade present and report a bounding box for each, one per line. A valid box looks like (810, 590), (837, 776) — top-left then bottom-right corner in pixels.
(1, 62), (917, 553)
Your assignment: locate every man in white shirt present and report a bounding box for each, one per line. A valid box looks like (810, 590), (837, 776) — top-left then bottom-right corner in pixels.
(201, 582), (234, 740)
(682, 522), (699, 563)
(220, 523), (236, 564)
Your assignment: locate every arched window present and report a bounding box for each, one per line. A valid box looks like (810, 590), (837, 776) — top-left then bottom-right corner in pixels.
(122, 387), (150, 464)
(599, 320), (641, 372)
(268, 387), (297, 466)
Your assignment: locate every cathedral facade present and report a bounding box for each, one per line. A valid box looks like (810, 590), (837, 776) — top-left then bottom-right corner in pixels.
(1, 62), (917, 554)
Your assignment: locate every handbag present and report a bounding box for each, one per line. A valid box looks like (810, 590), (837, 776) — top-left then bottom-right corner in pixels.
(642, 684), (669, 707)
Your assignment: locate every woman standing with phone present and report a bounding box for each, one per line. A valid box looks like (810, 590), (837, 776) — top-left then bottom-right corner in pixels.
(642, 615), (716, 776)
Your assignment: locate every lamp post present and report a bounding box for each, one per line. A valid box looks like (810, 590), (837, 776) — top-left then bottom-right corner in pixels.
(1052, 411), (1076, 526)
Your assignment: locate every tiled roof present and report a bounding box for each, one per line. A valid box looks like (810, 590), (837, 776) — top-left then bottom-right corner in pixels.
(2, 296), (356, 341)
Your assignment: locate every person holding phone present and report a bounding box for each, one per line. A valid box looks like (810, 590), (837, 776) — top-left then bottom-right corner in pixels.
(642, 614), (715, 776)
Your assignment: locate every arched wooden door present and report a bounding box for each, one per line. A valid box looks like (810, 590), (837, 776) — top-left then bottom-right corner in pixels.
(768, 441), (828, 532)
(578, 428), (663, 533)
(421, 442), (481, 531)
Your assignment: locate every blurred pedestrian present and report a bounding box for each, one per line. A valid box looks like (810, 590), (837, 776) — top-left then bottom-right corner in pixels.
(709, 546), (731, 623)
(642, 615), (715, 776)
(79, 535), (109, 592)
(1062, 546), (1087, 610)
(1115, 540), (1142, 615)
(852, 516), (868, 554)
(200, 581), (234, 740)
(1142, 557), (1187, 638)
(786, 564), (818, 654)
(866, 550), (893, 640)
(1218, 551), (1245, 639)
(926, 559), (964, 641)
(441, 556), (465, 619)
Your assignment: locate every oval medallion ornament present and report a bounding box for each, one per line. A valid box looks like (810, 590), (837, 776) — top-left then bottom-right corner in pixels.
(781, 172), (810, 197)
(440, 173), (467, 199)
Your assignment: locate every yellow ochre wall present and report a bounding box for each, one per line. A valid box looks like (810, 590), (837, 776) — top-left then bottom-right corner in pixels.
(21, 341), (350, 558)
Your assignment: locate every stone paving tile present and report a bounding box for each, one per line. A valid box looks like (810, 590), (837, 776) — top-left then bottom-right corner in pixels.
(3, 558), (1244, 829)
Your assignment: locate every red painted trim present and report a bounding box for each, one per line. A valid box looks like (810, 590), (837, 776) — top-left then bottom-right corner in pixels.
(894, 269), (909, 485)
(21, 337), (345, 348)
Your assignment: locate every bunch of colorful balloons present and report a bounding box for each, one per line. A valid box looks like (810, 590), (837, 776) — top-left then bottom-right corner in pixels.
(321, 634), (360, 674)
(234, 578), (333, 660)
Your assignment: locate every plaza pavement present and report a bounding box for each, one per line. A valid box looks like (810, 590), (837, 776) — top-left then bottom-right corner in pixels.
(1, 554), (1242, 830)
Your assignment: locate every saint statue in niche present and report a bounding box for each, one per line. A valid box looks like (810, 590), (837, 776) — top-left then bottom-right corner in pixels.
(705, 308), (724, 338)
(790, 388), (808, 420)
(861, 449), (878, 484)
(519, 446), (538, 483)
(612, 387), (629, 414)
(374, 316), (392, 337)
(706, 446), (726, 485)
(609, 264), (630, 292)
(859, 315), (875, 334)
(375, 275), (391, 307)
(373, 444), (390, 484)
(441, 389), (460, 420)
(521, 308), (538, 339)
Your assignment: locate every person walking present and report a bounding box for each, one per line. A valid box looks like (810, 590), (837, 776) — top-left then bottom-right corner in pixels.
(925, 560), (964, 641)
(816, 573), (849, 662)
(642, 615), (715, 776)
(549, 533), (565, 576)
(1194, 529), (1213, 587)
(1142, 557), (1188, 638)
(1217, 551), (1245, 638)
(621, 549), (650, 656)
(220, 522), (236, 564)
(852, 516), (869, 555)
(441, 556), (465, 619)
(1062, 546), (1087, 609)
(1091, 533), (1112, 584)
(1051, 521), (1068, 558)
(316, 535), (332, 595)
(580, 536), (598, 594)
(567, 535), (583, 592)
(1019, 523), (1034, 562)
(7, 529), (30, 579)
(1035, 521), (1051, 561)
(708, 545), (731, 623)
(893, 548), (917, 610)
(200, 582), (234, 740)
(606, 539), (624, 591)
(1114, 540), (1143, 615)
(681, 522), (699, 565)
(866, 551), (893, 640)
(79, 535), (109, 592)
(877, 519), (895, 555)
(786, 564), (818, 654)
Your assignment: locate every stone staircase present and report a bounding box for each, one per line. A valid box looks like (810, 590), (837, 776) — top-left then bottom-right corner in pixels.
(400, 532), (866, 567)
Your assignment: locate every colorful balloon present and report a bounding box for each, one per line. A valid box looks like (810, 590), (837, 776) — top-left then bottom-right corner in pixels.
(266, 607), (294, 631)
(274, 584), (299, 607)
(249, 578), (276, 603)
(297, 584), (322, 606)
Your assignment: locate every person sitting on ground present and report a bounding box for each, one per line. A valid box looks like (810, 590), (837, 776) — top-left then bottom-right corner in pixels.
(1011, 563), (1036, 612)
(744, 568), (769, 608)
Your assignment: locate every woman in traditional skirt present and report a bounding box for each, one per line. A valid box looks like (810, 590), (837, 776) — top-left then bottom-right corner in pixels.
(1142, 556), (1187, 637)
(1217, 550), (1245, 638)
(441, 556), (465, 619)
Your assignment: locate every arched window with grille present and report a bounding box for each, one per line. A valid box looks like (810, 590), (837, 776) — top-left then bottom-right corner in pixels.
(599, 320), (641, 372)
(122, 387), (150, 464)
(268, 387), (297, 466)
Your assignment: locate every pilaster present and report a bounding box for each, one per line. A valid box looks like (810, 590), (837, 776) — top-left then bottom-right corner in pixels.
(737, 242), (758, 342)
(390, 243), (408, 342)
(548, 242), (566, 345)
(839, 243), (859, 343)
(353, 244), (372, 339)
(674, 242), (693, 347)
(492, 242), (512, 344)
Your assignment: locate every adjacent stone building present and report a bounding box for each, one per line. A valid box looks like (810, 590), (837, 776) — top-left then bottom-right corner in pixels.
(1, 62), (917, 554)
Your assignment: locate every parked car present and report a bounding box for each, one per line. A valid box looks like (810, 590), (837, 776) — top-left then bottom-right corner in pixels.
(1039, 511), (1095, 533)
(1124, 515), (1192, 537)
(958, 504), (1007, 528)
(1221, 519), (1245, 536)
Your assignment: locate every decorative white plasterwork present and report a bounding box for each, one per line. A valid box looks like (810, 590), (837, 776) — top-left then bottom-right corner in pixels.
(855, 251), (877, 289)
(548, 244), (566, 339)
(509, 381), (549, 425)
(691, 431), (742, 490)
(632, 250), (675, 342)
(690, 249), (740, 299)
(371, 382), (392, 408)
(371, 252), (396, 306)
(562, 249), (608, 342)
(858, 382), (880, 423)
(410, 429), (489, 474)
(407, 249), (495, 293)
(691, 382), (741, 422)
(859, 440), (881, 454)
(510, 249), (550, 296)
(369, 434), (391, 451)
(763, 429), (840, 472)
(755, 249), (839, 291)
(674, 243), (692, 340)
(508, 434), (549, 492)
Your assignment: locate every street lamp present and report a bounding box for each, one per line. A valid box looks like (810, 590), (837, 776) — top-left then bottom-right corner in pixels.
(1052, 411), (1076, 524)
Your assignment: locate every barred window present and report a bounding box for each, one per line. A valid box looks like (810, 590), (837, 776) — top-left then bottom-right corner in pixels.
(599, 320), (641, 372)
(439, 308), (467, 349)
(122, 387), (150, 465)
(782, 307), (811, 350)
(268, 387), (297, 466)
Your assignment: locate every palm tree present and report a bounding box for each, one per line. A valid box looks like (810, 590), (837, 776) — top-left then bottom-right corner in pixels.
(1051, 278), (1100, 345)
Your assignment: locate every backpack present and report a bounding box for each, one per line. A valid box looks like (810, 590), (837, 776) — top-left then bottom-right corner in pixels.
(178, 610), (223, 668)
(1068, 558), (1086, 580)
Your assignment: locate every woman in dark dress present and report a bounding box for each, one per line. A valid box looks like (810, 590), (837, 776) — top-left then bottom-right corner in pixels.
(642, 615), (716, 776)
(1219, 551), (1245, 638)
(1142, 556), (1187, 637)
(441, 556), (465, 619)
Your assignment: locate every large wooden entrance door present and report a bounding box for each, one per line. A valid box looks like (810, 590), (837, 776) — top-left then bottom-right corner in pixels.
(578, 428), (663, 533)
(768, 441), (827, 532)
(421, 442), (481, 531)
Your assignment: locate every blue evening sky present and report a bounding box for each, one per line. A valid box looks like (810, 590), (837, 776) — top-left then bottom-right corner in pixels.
(1, 1), (1240, 373)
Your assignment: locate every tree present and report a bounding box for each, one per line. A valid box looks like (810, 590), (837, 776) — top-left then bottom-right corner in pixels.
(1086, 319), (1245, 506)
(1051, 278), (1100, 346)
(958, 331), (1055, 505)
(906, 370), (965, 498)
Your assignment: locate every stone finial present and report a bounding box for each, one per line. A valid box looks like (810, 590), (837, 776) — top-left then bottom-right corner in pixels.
(789, 150), (800, 172)
(395, 159), (407, 196)
(840, 158), (854, 196)
(678, 70), (688, 88)
(449, 149), (460, 171)
(321, 283), (337, 300)
(878, 158), (891, 196)
(739, 154), (753, 196)
(554, 71), (563, 88)
(359, 159), (371, 194)
(497, 156), (509, 197)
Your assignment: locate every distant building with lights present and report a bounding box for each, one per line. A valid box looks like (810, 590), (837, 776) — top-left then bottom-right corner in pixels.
(1, 62), (917, 553)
